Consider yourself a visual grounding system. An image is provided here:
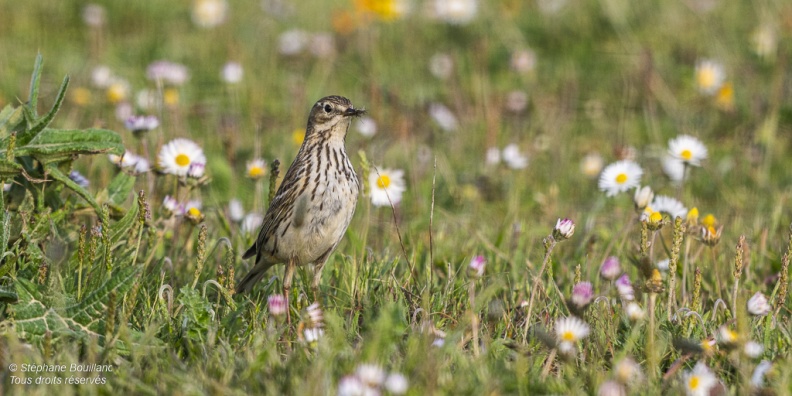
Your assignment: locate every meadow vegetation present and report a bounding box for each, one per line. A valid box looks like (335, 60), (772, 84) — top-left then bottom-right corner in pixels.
(0, 0), (791, 394)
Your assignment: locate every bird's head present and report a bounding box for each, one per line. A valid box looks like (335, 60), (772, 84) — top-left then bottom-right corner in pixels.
(306, 96), (365, 140)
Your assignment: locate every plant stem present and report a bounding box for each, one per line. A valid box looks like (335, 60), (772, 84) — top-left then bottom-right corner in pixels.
(647, 292), (658, 380)
(524, 236), (557, 341)
(469, 281), (479, 357)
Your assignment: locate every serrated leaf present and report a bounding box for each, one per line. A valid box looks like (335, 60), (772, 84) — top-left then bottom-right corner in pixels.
(178, 287), (214, 342)
(17, 128), (124, 165)
(27, 54), (43, 117)
(66, 265), (139, 332)
(23, 76), (70, 143)
(1, 266), (141, 349)
(110, 199), (139, 246)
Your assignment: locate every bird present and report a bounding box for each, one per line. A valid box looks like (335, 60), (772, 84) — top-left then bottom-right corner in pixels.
(236, 95), (364, 306)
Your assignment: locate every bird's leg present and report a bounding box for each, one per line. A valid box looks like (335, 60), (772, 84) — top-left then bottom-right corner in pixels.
(312, 248), (333, 302)
(284, 257), (296, 325)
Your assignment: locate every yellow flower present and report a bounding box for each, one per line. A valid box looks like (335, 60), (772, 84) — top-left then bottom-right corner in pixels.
(356, 0), (408, 21)
(163, 88), (180, 107)
(70, 87), (92, 107)
(292, 129), (305, 146)
(686, 207), (699, 226)
(701, 214), (717, 228)
(106, 81), (129, 104)
(715, 82), (734, 111)
(246, 158), (267, 179)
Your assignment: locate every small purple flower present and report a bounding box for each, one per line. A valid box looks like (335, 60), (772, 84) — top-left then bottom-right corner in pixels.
(162, 195), (183, 216)
(571, 282), (594, 308)
(267, 294), (287, 316)
(616, 274), (635, 301)
(188, 162), (206, 178)
(69, 170), (90, 189)
(600, 256), (622, 280)
(553, 218), (575, 240)
(469, 255), (486, 278)
(124, 115), (159, 132)
(146, 61), (189, 85)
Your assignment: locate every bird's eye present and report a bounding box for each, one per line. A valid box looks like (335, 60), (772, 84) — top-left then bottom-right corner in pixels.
(323, 104), (332, 113)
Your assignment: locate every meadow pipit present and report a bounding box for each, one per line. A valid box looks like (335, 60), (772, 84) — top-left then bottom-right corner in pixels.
(237, 96), (364, 305)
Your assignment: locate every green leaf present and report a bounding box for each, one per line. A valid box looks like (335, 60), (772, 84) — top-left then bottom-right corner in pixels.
(0, 106), (26, 139)
(110, 199), (139, 246)
(178, 287), (214, 343)
(97, 172), (136, 206)
(17, 128), (124, 165)
(27, 54), (43, 116)
(0, 266), (141, 349)
(44, 164), (103, 216)
(0, 284), (17, 304)
(22, 76), (70, 144)
(66, 265), (139, 333)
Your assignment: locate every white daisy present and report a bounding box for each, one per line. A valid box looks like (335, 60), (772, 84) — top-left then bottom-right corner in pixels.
(502, 144), (529, 169)
(124, 115), (159, 132)
(303, 327), (323, 343)
(625, 302), (645, 321)
(597, 380), (625, 396)
(614, 357), (643, 385)
(431, 0), (478, 24)
(221, 61), (243, 84)
(747, 291), (771, 316)
(278, 29), (308, 56)
(555, 316), (590, 345)
(752, 24), (777, 59)
(384, 372), (408, 394)
(662, 155), (686, 184)
(429, 53), (454, 80)
(485, 147), (501, 166)
(743, 341), (764, 359)
(162, 195), (183, 216)
(337, 375), (365, 396)
(695, 59), (725, 95)
(192, 0), (228, 28)
(369, 168), (406, 207)
(354, 116), (377, 138)
(598, 160), (643, 197)
(505, 90), (528, 113)
(716, 325), (739, 346)
(356, 364), (386, 387)
(510, 48), (537, 74)
(228, 199), (245, 222)
(242, 213), (264, 234)
(751, 361), (772, 387)
(668, 135), (708, 166)
(657, 258), (670, 272)
(682, 362), (717, 396)
(581, 152), (604, 178)
(633, 185), (654, 210)
(650, 195), (688, 219)
(308, 32), (335, 59)
(428, 103), (458, 132)
(146, 61), (189, 86)
(91, 65), (113, 88)
(246, 158), (267, 179)
(158, 138), (206, 177)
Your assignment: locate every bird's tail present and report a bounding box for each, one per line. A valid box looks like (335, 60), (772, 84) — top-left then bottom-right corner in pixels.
(235, 262), (274, 294)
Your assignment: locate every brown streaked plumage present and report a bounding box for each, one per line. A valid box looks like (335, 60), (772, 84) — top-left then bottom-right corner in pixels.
(236, 95), (363, 296)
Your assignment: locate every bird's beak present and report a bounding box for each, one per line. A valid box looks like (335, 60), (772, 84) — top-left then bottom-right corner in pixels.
(344, 107), (366, 117)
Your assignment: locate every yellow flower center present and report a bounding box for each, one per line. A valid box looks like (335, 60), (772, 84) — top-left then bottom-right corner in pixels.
(649, 212), (663, 224)
(697, 69), (716, 89)
(689, 376), (699, 390)
(292, 129), (305, 145)
(615, 173), (628, 184)
(687, 207), (699, 222)
(175, 154), (191, 167)
(716, 82), (734, 109)
(188, 207), (201, 217)
(106, 83), (127, 104)
(680, 149), (693, 160)
(376, 174), (391, 189)
(164, 88), (179, 106)
(249, 166), (265, 178)
(71, 87), (92, 106)
(701, 214), (717, 228)
(707, 226), (717, 235)
(561, 331), (575, 342)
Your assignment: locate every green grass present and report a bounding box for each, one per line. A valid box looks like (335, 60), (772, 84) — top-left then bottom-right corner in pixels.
(0, 0), (791, 394)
